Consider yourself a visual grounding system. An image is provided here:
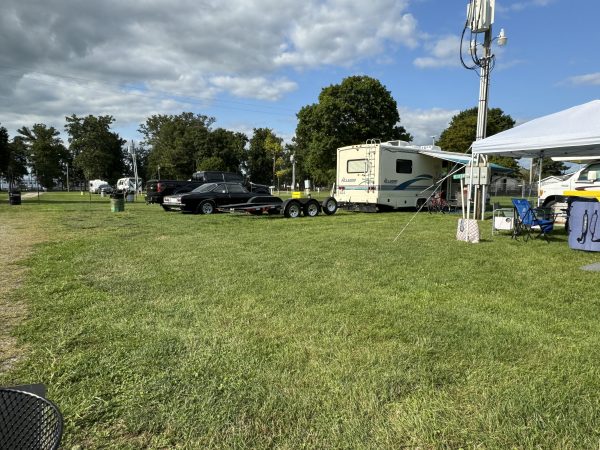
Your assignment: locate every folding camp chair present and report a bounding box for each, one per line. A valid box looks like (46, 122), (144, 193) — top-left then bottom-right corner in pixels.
(511, 198), (554, 242)
(0, 388), (63, 450)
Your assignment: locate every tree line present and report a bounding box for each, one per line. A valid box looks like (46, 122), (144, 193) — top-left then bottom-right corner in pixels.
(0, 75), (566, 192)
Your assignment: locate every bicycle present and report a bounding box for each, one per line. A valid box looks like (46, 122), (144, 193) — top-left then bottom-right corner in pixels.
(426, 191), (450, 214)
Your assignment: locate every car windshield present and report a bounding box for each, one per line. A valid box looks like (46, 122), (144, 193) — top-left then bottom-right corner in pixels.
(192, 183), (218, 193)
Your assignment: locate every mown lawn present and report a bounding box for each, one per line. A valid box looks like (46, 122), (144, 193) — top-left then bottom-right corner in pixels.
(1, 192), (600, 449)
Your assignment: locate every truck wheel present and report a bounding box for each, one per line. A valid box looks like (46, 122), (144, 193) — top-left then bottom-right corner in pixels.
(284, 200), (302, 218)
(304, 199), (320, 217)
(198, 200), (216, 215)
(321, 197), (338, 215)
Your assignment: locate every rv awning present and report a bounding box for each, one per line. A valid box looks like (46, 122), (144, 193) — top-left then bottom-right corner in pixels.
(472, 100), (600, 158)
(418, 149), (512, 173)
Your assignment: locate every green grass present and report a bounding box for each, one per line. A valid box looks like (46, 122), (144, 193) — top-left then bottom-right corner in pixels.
(1, 192), (600, 448)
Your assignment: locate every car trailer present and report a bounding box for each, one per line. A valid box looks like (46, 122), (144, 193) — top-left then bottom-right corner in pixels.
(219, 196), (338, 218)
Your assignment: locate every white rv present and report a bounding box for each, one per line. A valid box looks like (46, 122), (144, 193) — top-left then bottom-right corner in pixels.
(89, 179), (109, 193)
(539, 161), (600, 207)
(335, 140), (472, 210)
(116, 177), (143, 193)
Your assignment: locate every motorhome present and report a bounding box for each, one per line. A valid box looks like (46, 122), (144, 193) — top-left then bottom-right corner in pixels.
(335, 140), (472, 211)
(116, 177), (143, 193)
(539, 161), (600, 208)
(89, 179), (109, 193)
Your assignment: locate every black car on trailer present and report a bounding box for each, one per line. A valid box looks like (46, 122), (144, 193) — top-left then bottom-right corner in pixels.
(163, 182), (270, 214)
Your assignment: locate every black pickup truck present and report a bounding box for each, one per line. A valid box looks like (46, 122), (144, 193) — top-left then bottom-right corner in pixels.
(145, 171), (268, 207)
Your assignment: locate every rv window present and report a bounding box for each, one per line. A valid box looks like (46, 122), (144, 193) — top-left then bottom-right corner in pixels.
(347, 159), (367, 173)
(396, 159), (412, 174)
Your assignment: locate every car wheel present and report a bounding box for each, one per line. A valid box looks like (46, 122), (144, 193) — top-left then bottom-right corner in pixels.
(162, 205), (172, 211)
(198, 200), (216, 215)
(303, 199), (320, 217)
(321, 197), (338, 215)
(284, 200), (302, 218)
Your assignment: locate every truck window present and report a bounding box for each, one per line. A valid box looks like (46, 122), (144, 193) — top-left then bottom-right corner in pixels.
(578, 163), (600, 181)
(347, 159), (367, 173)
(396, 159), (412, 174)
(226, 183), (247, 193)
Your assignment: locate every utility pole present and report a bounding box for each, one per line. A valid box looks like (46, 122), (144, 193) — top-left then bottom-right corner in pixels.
(461, 0), (506, 220)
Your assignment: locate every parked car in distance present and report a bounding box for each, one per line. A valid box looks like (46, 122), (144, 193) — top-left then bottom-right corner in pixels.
(163, 182), (271, 214)
(98, 184), (113, 194)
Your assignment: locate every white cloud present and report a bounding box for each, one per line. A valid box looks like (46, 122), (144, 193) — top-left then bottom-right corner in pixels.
(210, 76), (298, 101)
(0, 0), (426, 137)
(399, 106), (459, 147)
(413, 35), (461, 69)
(564, 73), (600, 86)
(275, 0), (418, 67)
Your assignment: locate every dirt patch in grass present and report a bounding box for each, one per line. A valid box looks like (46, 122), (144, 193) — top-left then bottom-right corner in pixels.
(0, 219), (49, 374)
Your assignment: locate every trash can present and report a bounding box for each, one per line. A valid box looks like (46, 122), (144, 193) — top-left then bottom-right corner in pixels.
(8, 190), (21, 205)
(110, 192), (125, 212)
(126, 192), (135, 202)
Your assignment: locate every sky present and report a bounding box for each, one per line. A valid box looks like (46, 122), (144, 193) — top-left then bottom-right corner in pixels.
(1, 0), (598, 149)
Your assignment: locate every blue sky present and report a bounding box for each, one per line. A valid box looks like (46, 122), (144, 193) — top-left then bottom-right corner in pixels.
(1, 0), (598, 148)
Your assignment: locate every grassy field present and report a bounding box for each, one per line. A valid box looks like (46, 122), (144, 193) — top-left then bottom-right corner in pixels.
(1, 192), (600, 448)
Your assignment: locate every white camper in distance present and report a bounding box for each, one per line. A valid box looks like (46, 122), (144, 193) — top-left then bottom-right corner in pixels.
(116, 177), (143, 193)
(335, 140), (469, 211)
(89, 179), (109, 193)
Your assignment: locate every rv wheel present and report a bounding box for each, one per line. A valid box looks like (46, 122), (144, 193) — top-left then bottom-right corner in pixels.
(303, 199), (320, 217)
(321, 197), (338, 215)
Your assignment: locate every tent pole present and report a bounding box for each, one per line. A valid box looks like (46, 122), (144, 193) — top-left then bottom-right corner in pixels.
(538, 154), (543, 207)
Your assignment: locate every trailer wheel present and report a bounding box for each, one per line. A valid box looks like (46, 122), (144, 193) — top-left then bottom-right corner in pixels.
(304, 199), (320, 217)
(321, 197), (338, 215)
(284, 200), (302, 218)
(198, 200), (216, 215)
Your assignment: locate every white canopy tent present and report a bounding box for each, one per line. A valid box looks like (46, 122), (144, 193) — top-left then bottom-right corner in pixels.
(471, 100), (600, 158)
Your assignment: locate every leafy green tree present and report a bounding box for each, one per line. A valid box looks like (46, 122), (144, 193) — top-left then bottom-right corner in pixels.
(18, 123), (68, 189)
(436, 107), (519, 172)
(539, 157), (567, 178)
(200, 128), (247, 172)
(246, 128), (284, 184)
(139, 113), (215, 179)
(0, 125), (28, 190)
(65, 115), (126, 184)
(294, 76), (412, 184)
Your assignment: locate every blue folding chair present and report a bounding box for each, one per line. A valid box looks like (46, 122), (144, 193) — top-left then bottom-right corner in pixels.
(511, 198), (554, 242)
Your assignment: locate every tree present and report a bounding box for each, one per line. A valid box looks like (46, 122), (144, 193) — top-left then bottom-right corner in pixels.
(65, 115), (126, 184)
(294, 76), (412, 185)
(247, 128), (284, 185)
(139, 113), (215, 179)
(538, 157), (567, 178)
(200, 128), (247, 172)
(436, 107), (519, 172)
(0, 125), (28, 190)
(18, 124), (68, 189)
